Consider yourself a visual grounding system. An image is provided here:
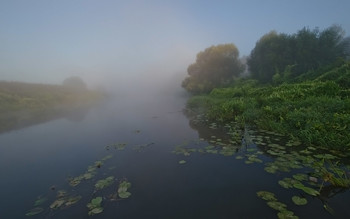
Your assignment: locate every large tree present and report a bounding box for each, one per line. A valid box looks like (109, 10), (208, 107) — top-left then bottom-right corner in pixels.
(248, 25), (350, 83)
(182, 44), (245, 94)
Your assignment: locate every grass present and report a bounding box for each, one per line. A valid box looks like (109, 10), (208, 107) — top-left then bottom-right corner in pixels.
(0, 81), (104, 133)
(186, 62), (350, 151)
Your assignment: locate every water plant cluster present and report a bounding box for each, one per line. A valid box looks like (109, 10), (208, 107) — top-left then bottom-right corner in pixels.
(187, 62), (350, 151)
(25, 146), (132, 217)
(172, 119), (350, 217)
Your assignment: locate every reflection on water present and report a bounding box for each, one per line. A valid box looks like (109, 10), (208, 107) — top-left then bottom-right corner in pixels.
(0, 104), (91, 134)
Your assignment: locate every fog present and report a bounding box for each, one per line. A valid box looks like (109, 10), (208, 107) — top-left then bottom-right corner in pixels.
(1, 0), (350, 95)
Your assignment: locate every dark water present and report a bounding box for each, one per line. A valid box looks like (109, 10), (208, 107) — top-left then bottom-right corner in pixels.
(0, 90), (349, 219)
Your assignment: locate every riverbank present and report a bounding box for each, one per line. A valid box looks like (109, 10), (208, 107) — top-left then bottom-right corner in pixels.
(186, 62), (350, 152)
(0, 81), (104, 133)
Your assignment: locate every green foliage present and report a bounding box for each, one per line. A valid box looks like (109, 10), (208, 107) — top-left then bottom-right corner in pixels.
(0, 80), (104, 133)
(186, 64), (350, 150)
(248, 25), (350, 83)
(182, 44), (245, 94)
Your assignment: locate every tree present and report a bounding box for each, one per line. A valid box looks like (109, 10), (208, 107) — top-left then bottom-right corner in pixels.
(182, 44), (245, 94)
(247, 31), (293, 83)
(248, 25), (350, 83)
(62, 76), (87, 91)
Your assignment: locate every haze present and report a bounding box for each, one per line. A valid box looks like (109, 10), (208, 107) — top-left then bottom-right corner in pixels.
(1, 0), (350, 92)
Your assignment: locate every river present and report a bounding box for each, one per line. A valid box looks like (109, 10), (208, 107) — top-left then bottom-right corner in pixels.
(0, 87), (349, 219)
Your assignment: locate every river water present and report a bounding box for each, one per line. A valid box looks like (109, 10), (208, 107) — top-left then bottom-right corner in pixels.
(0, 88), (349, 219)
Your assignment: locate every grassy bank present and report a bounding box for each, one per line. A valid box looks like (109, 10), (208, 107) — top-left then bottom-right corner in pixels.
(0, 81), (104, 133)
(187, 62), (350, 151)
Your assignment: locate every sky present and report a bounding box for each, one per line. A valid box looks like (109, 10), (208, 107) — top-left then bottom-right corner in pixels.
(1, 0), (350, 88)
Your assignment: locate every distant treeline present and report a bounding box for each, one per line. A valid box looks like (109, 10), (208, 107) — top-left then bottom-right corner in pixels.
(0, 77), (104, 133)
(182, 25), (350, 94)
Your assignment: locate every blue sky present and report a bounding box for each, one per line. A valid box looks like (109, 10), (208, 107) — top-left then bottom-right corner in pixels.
(1, 0), (349, 86)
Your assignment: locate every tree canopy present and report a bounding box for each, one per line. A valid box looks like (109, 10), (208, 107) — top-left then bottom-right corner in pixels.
(182, 44), (245, 94)
(247, 25), (350, 83)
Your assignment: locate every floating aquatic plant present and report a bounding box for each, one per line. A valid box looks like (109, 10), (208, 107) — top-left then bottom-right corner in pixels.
(25, 207), (44, 216)
(292, 196), (307, 205)
(179, 160), (186, 164)
(118, 180), (132, 199)
(95, 176), (115, 190)
(34, 196), (47, 206)
(87, 197), (103, 216)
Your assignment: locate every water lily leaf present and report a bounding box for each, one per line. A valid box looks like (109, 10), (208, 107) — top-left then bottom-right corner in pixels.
(277, 210), (299, 219)
(119, 191), (131, 199)
(101, 154), (113, 161)
(90, 197), (102, 207)
(118, 180), (132, 199)
(179, 160), (186, 164)
(88, 207), (103, 216)
(26, 207), (44, 216)
(278, 180), (293, 189)
(34, 197), (47, 206)
(235, 156), (244, 160)
(50, 199), (65, 209)
(292, 173), (308, 181)
(292, 196), (307, 205)
(267, 201), (287, 211)
(95, 176), (114, 190)
(257, 191), (277, 201)
(65, 195), (82, 206)
(293, 183), (320, 196)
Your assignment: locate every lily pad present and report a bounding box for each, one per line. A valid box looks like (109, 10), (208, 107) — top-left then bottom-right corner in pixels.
(267, 201), (287, 211)
(87, 197), (103, 216)
(26, 207), (44, 216)
(88, 207), (104, 216)
(50, 199), (65, 209)
(277, 210), (299, 219)
(95, 176), (115, 190)
(292, 173), (308, 181)
(257, 191), (277, 201)
(179, 160), (186, 164)
(101, 154), (113, 161)
(119, 191), (131, 198)
(118, 180), (132, 199)
(293, 183), (320, 196)
(65, 195), (82, 206)
(34, 197), (47, 206)
(292, 196), (307, 205)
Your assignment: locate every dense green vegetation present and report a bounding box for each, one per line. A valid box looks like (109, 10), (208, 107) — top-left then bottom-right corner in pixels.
(182, 44), (245, 94)
(187, 62), (350, 150)
(0, 79), (103, 133)
(185, 25), (350, 151)
(248, 25), (350, 83)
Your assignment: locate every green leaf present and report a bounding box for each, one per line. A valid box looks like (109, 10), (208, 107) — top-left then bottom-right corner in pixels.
(179, 160), (186, 164)
(25, 207), (44, 216)
(34, 197), (47, 206)
(91, 197), (102, 206)
(119, 191), (131, 199)
(292, 196), (307, 205)
(50, 199), (65, 209)
(256, 191), (277, 201)
(267, 201), (287, 211)
(95, 176), (114, 190)
(88, 207), (103, 216)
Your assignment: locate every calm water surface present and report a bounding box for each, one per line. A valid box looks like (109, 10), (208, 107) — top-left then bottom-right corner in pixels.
(0, 91), (349, 219)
